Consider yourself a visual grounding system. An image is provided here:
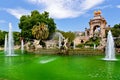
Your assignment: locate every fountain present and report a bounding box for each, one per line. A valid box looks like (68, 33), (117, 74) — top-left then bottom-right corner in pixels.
(54, 32), (64, 48)
(4, 34), (8, 54)
(103, 30), (117, 61)
(6, 23), (16, 56)
(21, 39), (24, 54)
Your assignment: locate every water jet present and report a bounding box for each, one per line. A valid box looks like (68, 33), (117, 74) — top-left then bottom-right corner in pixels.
(5, 23), (17, 56)
(103, 30), (117, 61)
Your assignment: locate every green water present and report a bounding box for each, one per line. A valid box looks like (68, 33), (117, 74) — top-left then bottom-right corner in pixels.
(0, 51), (120, 80)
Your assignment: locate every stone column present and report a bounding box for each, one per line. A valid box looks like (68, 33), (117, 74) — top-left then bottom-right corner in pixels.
(100, 21), (106, 38)
(85, 28), (88, 37)
(89, 25), (94, 38)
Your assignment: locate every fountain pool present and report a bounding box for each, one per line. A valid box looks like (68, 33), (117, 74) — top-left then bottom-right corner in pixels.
(0, 51), (120, 80)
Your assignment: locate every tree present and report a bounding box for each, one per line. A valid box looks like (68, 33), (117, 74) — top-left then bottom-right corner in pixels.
(57, 30), (75, 42)
(85, 37), (100, 47)
(0, 30), (7, 46)
(13, 32), (21, 45)
(111, 23), (120, 48)
(115, 39), (120, 48)
(32, 23), (49, 40)
(63, 31), (75, 42)
(19, 10), (56, 40)
(111, 24), (120, 37)
(0, 30), (21, 46)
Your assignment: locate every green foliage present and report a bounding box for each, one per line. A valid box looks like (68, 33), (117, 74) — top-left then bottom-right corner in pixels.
(111, 23), (120, 48)
(76, 44), (84, 48)
(0, 30), (21, 46)
(0, 30), (7, 45)
(111, 24), (120, 37)
(21, 30), (33, 40)
(32, 23), (49, 40)
(19, 10), (56, 40)
(85, 37), (100, 47)
(57, 30), (75, 42)
(63, 32), (75, 42)
(13, 32), (21, 45)
(115, 38), (120, 48)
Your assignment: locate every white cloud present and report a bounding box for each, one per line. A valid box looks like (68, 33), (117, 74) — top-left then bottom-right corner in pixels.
(93, 5), (112, 10)
(5, 8), (30, 19)
(117, 5), (120, 8)
(26, 0), (105, 19)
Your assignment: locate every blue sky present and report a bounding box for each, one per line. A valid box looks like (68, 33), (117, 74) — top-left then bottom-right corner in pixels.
(0, 0), (120, 32)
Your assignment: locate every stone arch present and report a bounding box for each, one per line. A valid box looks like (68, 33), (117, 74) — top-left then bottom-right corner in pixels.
(81, 40), (84, 43)
(89, 10), (107, 38)
(93, 25), (100, 37)
(93, 25), (100, 32)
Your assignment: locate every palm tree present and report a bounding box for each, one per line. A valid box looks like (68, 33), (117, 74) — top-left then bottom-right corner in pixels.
(32, 23), (49, 40)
